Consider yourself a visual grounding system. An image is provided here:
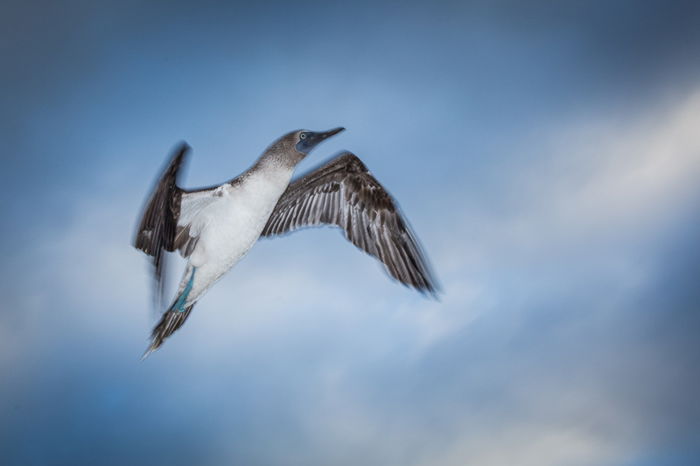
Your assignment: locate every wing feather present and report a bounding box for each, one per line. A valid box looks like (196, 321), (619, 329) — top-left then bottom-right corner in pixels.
(262, 152), (438, 295)
(133, 143), (189, 304)
(133, 143), (221, 307)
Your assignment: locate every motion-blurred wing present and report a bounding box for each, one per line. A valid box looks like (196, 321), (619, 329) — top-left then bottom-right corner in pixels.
(133, 143), (218, 306)
(261, 152), (438, 295)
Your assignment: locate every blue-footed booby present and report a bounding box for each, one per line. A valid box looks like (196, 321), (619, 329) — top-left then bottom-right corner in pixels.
(134, 128), (437, 356)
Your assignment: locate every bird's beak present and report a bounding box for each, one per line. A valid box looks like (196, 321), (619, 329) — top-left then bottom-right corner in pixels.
(319, 127), (345, 139)
(298, 127), (345, 154)
(310, 127), (345, 144)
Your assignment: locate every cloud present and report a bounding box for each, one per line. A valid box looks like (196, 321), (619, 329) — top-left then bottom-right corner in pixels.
(437, 90), (700, 277)
(541, 91), (700, 234)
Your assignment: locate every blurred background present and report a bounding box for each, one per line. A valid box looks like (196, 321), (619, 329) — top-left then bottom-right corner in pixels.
(2, 1), (699, 465)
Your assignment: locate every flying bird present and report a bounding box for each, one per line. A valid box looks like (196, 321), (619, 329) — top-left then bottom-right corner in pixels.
(134, 128), (437, 356)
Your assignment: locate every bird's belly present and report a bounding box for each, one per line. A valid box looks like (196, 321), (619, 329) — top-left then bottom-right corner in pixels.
(189, 179), (288, 284)
(195, 200), (271, 268)
(184, 208), (268, 302)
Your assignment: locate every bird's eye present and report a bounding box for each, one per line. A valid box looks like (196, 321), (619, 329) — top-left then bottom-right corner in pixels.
(300, 133), (307, 140)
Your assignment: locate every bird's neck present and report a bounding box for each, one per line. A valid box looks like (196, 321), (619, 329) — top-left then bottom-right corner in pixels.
(254, 146), (304, 172)
(245, 151), (297, 188)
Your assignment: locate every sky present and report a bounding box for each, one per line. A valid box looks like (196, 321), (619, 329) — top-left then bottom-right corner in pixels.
(1, 0), (700, 465)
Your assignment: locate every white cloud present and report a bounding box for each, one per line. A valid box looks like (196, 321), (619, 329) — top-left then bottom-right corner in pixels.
(422, 422), (622, 466)
(541, 91), (700, 234)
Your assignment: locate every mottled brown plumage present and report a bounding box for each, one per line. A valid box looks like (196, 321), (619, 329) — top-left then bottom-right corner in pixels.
(262, 152), (437, 295)
(133, 142), (189, 306)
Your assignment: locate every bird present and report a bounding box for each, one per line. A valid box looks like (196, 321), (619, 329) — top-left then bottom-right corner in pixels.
(134, 128), (438, 357)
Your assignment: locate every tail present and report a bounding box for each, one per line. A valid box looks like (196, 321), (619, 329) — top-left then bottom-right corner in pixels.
(143, 266), (197, 359)
(142, 303), (196, 359)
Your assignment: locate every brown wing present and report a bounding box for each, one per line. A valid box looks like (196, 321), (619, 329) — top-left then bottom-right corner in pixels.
(133, 142), (190, 306)
(262, 152), (438, 296)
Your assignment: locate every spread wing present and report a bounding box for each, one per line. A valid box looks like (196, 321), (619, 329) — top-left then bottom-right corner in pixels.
(133, 143), (219, 307)
(261, 152), (438, 296)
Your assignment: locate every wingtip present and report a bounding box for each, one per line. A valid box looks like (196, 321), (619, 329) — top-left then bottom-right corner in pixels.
(419, 283), (442, 302)
(175, 141), (191, 154)
(428, 289), (442, 302)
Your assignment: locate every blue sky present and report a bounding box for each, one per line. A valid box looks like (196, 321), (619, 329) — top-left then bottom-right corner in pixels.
(2, 1), (700, 465)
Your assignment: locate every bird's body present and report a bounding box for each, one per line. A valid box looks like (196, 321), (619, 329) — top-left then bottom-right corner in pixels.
(134, 127), (437, 356)
(177, 163), (295, 306)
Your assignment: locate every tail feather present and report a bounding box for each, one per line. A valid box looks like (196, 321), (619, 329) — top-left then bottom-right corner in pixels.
(142, 304), (195, 359)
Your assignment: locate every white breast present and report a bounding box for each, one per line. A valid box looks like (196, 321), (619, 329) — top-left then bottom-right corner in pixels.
(185, 166), (294, 297)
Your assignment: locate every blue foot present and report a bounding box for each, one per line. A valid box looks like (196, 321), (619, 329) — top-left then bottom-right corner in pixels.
(174, 267), (196, 312)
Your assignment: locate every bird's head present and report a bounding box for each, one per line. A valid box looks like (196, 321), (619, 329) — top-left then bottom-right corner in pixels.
(294, 127), (345, 156)
(264, 127), (345, 167)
